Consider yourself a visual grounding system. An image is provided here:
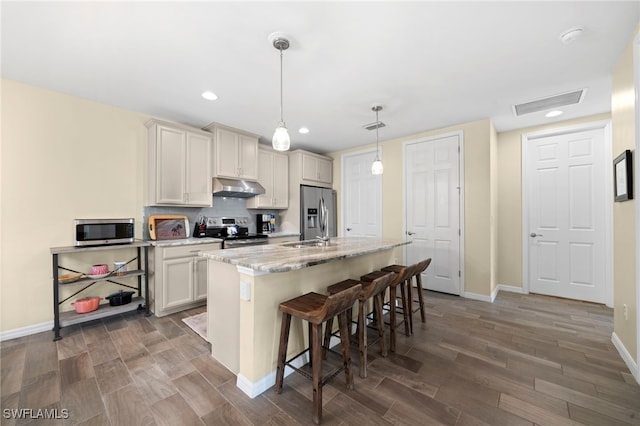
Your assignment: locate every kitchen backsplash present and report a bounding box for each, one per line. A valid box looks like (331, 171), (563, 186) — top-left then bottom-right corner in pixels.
(143, 196), (280, 239)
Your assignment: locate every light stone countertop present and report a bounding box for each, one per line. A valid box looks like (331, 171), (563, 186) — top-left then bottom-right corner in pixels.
(149, 237), (223, 247)
(199, 237), (409, 273)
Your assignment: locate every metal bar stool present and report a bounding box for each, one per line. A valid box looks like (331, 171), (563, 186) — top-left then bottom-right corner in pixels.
(322, 271), (396, 378)
(275, 284), (361, 425)
(360, 265), (414, 352)
(382, 258), (432, 334)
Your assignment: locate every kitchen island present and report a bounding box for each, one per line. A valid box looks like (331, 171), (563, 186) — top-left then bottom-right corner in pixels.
(200, 237), (409, 398)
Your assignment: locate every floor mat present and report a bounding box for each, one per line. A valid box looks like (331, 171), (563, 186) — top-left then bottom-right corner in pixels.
(181, 312), (207, 340)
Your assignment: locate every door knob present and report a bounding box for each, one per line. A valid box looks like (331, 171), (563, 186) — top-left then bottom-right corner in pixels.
(530, 232), (543, 238)
(346, 228), (352, 231)
(407, 231), (416, 236)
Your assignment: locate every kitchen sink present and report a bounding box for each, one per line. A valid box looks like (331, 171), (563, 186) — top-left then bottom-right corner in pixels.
(282, 239), (332, 248)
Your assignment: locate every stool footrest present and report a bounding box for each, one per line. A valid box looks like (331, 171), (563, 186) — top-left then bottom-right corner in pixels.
(285, 349), (346, 387)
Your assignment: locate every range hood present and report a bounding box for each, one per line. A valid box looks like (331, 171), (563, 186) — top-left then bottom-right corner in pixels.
(212, 177), (265, 198)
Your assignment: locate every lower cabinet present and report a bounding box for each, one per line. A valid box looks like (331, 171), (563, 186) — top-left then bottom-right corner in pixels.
(151, 242), (220, 317)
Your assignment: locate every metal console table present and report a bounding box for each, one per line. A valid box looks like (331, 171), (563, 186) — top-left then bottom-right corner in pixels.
(51, 241), (150, 341)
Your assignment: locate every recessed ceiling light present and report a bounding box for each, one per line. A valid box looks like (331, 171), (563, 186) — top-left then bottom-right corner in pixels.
(559, 27), (583, 44)
(201, 91), (218, 101)
(298, 127), (309, 134)
(545, 110), (563, 118)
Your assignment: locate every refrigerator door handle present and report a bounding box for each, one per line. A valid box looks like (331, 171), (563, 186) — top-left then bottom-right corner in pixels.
(318, 196), (327, 239)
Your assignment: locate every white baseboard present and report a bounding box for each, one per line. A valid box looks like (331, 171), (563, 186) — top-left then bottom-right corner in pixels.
(463, 284), (525, 304)
(462, 291), (494, 303)
(496, 284), (526, 294)
(236, 352), (310, 399)
(0, 321), (53, 342)
(611, 332), (640, 385)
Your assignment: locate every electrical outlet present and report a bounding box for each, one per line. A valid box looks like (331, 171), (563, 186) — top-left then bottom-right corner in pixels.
(240, 281), (251, 301)
(623, 304), (628, 320)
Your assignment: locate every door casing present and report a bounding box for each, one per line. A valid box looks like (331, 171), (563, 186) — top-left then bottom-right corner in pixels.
(521, 120), (613, 307)
(633, 30), (640, 383)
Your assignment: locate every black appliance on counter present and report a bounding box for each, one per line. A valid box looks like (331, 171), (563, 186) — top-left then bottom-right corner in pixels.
(74, 218), (135, 246)
(192, 216), (268, 248)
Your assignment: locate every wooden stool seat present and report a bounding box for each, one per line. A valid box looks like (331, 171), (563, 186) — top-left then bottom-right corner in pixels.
(360, 270), (389, 283)
(326, 278), (361, 295)
(279, 292), (331, 324)
(382, 258), (432, 334)
(275, 284), (361, 424)
(323, 273), (395, 378)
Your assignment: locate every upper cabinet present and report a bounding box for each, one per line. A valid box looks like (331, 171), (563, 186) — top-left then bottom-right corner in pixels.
(204, 123), (258, 181)
(147, 119), (212, 207)
(246, 147), (289, 209)
(291, 149), (333, 187)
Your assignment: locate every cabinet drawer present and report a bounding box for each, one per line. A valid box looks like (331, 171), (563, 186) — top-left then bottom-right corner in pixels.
(162, 243), (221, 260)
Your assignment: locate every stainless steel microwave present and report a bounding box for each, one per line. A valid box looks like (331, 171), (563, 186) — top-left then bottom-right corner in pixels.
(74, 218), (135, 246)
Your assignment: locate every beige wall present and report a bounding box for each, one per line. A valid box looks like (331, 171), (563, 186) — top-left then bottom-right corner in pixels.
(611, 28), (638, 361)
(1, 79), (150, 332)
(496, 113), (611, 288)
(331, 119), (496, 297)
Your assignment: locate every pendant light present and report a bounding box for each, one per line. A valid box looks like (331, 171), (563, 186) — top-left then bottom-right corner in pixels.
(371, 105), (384, 175)
(272, 35), (290, 151)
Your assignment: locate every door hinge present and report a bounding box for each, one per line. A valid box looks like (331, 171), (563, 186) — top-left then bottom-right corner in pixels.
(458, 229), (461, 236)
(458, 270), (461, 277)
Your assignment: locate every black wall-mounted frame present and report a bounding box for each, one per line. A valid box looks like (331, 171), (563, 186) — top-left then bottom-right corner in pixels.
(614, 149), (633, 202)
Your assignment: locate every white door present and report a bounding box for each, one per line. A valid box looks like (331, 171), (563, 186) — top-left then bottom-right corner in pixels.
(405, 134), (461, 295)
(342, 150), (382, 238)
(526, 128), (607, 303)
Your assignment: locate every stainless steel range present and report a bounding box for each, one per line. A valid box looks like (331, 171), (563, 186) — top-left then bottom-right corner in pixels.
(192, 216), (268, 248)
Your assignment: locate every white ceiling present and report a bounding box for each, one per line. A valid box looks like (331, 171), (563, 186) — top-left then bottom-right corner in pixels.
(2, 1), (639, 154)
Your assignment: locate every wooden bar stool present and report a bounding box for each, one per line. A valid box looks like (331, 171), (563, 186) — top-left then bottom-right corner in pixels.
(361, 266), (414, 352)
(322, 271), (396, 378)
(382, 258), (431, 334)
(275, 284), (361, 425)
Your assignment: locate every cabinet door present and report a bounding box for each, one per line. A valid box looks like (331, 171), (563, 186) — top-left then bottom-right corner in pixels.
(249, 149), (274, 208)
(238, 135), (258, 180)
(301, 154), (318, 182)
(215, 128), (240, 178)
(185, 132), (212, 206)
(272, 152), (289, 208)
(194, 257), (208, 301)
(162, 258), (194, 309)
(156, 126), (186, 204)
(317, 157), (333, 184)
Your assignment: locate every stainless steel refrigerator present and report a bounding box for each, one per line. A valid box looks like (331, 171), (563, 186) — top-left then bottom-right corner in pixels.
(300, 185), (337, 240)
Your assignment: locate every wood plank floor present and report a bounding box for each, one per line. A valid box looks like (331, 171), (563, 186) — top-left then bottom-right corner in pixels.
(1, 291), (639, 425)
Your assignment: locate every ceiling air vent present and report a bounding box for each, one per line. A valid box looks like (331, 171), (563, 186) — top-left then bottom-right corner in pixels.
(363, 121), (386, 131)
(513, 89), (586, 116)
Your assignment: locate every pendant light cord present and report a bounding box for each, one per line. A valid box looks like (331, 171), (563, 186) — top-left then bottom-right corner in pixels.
(279, 47), (284, 123)
(375, 109), (380, 160)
